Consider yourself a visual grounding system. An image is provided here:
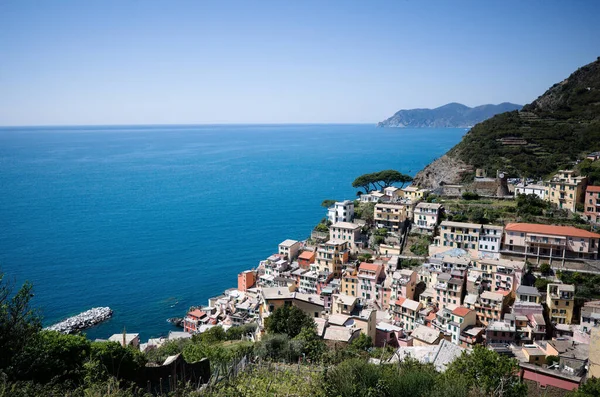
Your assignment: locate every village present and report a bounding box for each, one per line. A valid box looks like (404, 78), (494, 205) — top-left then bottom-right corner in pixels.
(98, 161), (600, 394)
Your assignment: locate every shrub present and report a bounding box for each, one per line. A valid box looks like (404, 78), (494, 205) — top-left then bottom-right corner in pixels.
(462, 191), (480, 200)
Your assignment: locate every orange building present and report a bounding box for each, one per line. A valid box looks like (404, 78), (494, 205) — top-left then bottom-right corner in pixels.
(183, 309), (207, 333)
(298, 250), (316, 269)
(237, 270), (256, 292)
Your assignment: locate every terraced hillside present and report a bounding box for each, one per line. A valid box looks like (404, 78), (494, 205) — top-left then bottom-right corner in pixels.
(414, 57), (600, 188)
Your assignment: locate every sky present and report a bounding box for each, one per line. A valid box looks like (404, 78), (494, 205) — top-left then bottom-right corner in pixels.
(0, 0), (599, 125)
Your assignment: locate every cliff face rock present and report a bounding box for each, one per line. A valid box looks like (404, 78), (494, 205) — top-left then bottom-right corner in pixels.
(412, 155), (472, 189)
(377, 102), (521, 128)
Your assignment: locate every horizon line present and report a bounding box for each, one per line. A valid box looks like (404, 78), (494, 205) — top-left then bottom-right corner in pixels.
(0, 122), (382, 129)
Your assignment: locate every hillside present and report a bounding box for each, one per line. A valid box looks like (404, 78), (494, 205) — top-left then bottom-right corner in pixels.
(413, 57), (600, 188)
(377, 102), (521, 128)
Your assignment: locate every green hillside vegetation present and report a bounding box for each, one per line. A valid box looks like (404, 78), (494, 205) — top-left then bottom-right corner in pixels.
(447, 57), (600, 180)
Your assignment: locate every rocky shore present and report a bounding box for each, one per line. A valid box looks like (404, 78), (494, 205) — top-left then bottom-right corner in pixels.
(412, 154), (472, 189)
(45, 307), (113, 334)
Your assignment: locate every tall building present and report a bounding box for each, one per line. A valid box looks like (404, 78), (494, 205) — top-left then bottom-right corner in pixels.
(584, 185), (600, 224)
(545, 170), (586, 212)
(327, 200), (354, 223)
(546, 283), (575, 325)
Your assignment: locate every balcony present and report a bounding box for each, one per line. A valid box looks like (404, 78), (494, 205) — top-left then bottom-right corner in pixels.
(525, 237), (565, 246)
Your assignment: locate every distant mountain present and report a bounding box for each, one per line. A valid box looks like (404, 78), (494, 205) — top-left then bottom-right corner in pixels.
(413, 57), (600, 188)
(377, 102), (522, 128)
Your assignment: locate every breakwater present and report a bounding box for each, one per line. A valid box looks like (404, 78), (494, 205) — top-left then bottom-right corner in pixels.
(45, 307), (113, 334)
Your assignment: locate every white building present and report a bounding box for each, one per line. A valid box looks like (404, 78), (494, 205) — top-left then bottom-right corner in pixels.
(278, 239), (301, 260)
(413, 202), (442, 234)
(327, 200), (355, 223)
(515, 183), (547, 200)
(478, 225), (503, 259)
(329, 222), (362, 252)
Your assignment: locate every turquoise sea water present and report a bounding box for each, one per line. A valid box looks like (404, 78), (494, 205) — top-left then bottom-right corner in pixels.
(0, 124), (464, 340)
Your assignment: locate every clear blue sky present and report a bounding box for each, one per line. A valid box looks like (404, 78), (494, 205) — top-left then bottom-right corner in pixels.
(1, 0), (598, 125)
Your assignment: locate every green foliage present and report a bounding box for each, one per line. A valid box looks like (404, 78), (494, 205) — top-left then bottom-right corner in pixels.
(409, 235), (431, 257)
(0, 273), (42, 377)
(462, 191), (480, 200)
(352, 170), (413, 193)
(358, 253), (373, 263)
(374, 236), (386, 245)
(196, 325), (226, 344)
(539, 263), (552, 276)
(557, 271), (600, 299)
(516, 193), (550, 217)
(355, 202), (375, 223)
(578, 159), (600, 186)
(445, 345), (526, 397)
(571, 377), (600, 396)
(534, 278), (551, 292)
(11, 331), (91, 384)
(265, 305), (315, 338)
(293, 326), (326, 362)
(315, 222), (329, 233)
(321, 199), (336, 208)
(374, 228), (388, 237)
(350, 334), (373, 351)
(89, 341), (146, 382)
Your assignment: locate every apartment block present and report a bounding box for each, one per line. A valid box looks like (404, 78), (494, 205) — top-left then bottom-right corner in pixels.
(433, 273), (464, 308)
(515, 183), (547, 200)
(341, 269), (358, 298)
(327, 200), (354, 223)
(278, 239), (301, 260)
(502, 223), (600, 264)
(471, 257), (525, 293)
(329, 222), (362, 252)
(393, 297), (423, 331)
(545, 170), (587, 212)
(447, 306), (478, 347)
(237, 270), (256, 292)
(472, 290), (510, 326)
(357, 262), (384, 302)
(374, 203), (409, 232)
(478, 225), (504, 259)
(401, 186), (430, 201)
(413, 202), (443, 234)
(433, 221), (482, 256)
(584, 185), (600, 224)
(390, 268), (417, 301)
(315, 240), (349, 276)
(547, 283), (575, 325)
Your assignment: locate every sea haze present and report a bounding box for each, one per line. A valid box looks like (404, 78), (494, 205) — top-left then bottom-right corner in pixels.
(0, 124), (464, 340)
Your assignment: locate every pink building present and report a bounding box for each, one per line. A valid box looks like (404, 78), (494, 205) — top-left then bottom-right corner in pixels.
(584, 185), (600, 224)
(357, 262), (384, 302)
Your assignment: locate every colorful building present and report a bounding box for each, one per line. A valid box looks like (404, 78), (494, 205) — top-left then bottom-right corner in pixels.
(584, 185), (600, 224)
(547, 283), (575, 325)
(237, 270), (256, 292)
(545, 170), (586, 212)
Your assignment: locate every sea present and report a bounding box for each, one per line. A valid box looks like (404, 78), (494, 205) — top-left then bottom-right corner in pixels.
(0, 124), (465, 340)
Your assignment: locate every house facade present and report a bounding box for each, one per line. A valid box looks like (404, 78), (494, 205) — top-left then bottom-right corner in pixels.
(547, 283), (575, 325)
(329, 222), (362, 252)
(584, 185), (600, 224)
(502, 223), (600, 264)
(315, 240), (349, 276)
(545, 170), (586, 212)
(327, 200), (354, 223)
(413, 202), (442, 234)
(374, 203), (409, 233)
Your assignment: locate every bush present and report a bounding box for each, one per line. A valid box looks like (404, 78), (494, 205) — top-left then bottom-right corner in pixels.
(535, 278), (551, 292)
(462, 191), (480, 200)
(539, 263), (552, 276)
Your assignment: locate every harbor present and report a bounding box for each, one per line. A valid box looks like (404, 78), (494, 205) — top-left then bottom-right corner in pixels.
(45, 307), (113, 334)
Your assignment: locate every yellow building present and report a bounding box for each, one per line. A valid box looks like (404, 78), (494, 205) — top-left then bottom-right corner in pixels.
(315, 240), (349, 277)
(401, 186), (430, 201)
(545, 170), (587, 212)
(341, 269), (358, 297)
(546, 283), (575, 324)
(374, 203), (409, 232)
(589, 326), (600, 378)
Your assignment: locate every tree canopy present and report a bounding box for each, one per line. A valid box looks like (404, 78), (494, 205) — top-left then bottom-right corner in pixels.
(265, 305), (315, 338)
(352, 170), (413, 193)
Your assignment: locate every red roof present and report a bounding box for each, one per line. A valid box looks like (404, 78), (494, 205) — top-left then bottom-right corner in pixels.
(395, 297), (406, 306)
(505, 223), (600, 239)
(452, 306), (472, 317)
(359, 262), (383, 273)
(587, 185), (600, 193)
(426, 312), (436, 321)
(298, 251), (315, 259)
(188, 309), (206, 318)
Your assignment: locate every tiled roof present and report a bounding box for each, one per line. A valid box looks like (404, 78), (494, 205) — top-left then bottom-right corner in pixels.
(587, 185), (600, 193)
(452, 307), (472, 317)
(298, 251), (315, 259)
(505, 223), (600, 238)
(359, 262), (383, 273)
(188, 309), (206, 318)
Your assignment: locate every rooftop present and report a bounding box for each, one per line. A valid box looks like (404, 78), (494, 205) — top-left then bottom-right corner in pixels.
(516, 285), (541, 297)
(505, 223), (600, 239)
(389, 339), (466, 372)
(261, 287), (294, 300)
(401, 298), (421, 311)
(452, 306), (472, 317)
(331, 221), (361, 230)
(440, 220), (482, 230)
(279, 239), (299, 247)
(298, 251), (315, 260)
(411, 325), (441, 344)
(588, 185), (600, 193)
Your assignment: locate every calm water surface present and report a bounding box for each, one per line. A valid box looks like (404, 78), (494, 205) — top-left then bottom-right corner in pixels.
(0, 124), (464, 340)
